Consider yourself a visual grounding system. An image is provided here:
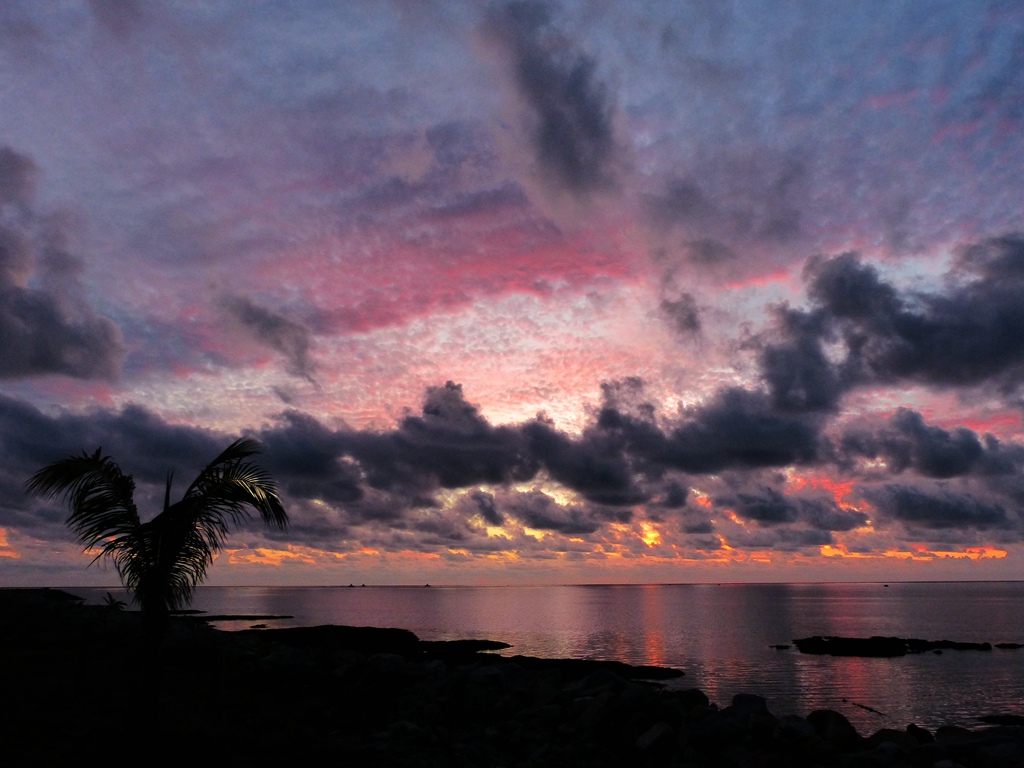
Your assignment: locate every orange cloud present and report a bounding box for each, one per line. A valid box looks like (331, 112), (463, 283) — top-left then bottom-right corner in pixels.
(788, 475), (860, 509)
(0, 527), (20, 560)
(226, 546), (323, 566)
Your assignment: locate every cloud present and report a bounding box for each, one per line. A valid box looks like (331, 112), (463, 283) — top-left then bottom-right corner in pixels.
(842, 409), (985, 479)
(222, 295), (318, 383)
(660, 292), (701, 336)
(0, 147), (123, 380)
(757, 304), (843, 414)
(804, 242), (1024, 391)
(744, 235), (1024, 417)
(644, 156), (809, 281)
(485, 1), (617, 193)
(470, 489), (504, 526)
(0, 394), (227, 541)
(838, 408), (1024, 498)
(718, 486), (868, 532)
(523, 418), (647, 505)
(3, 366), (1024, 563)
(0, 146), (36, 206)
(508, 489), (601, 535)
(88, 0), (145, 40)
(866, 485), (1012, 532)
(600, 386), (823, 475)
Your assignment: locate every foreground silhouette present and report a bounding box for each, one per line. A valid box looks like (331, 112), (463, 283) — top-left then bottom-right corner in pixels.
(6, 589), (1024, 767)
(27, 437), (287, 628)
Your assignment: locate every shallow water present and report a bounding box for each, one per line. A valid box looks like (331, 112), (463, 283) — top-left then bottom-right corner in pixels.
(69, 581), (1024, 733)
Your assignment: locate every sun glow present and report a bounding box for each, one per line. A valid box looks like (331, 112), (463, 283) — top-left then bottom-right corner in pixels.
(640, 522), (662, 548)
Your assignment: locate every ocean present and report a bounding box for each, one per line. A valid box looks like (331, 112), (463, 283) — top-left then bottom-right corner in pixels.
(68, 581), (1024, 733)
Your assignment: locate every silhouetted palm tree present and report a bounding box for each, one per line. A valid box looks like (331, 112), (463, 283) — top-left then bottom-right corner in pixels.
(27, 437), (287, 627)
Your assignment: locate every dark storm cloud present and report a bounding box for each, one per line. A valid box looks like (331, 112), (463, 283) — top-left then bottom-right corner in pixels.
(3, 368), (1020, 556)
(0, 395), (229, 538)
(169, 377), (828, 534)
(523, 418), (647, 505)
(222, 295), (318, 383)
(470, 490), (504, 526)
(253, 409), (364, 507)
(660, 481), (689, 509)
(506, 489), (631, 535)
(255, 382), (540, 520)
(717, 487), (868, 532)
(599, 387), (822, 475)
(843, 409), (983, 479)
(682, 520), (714, 535)
(723, 523), (834, 552)
(840, 408), (1024, 483)
(804, 242), (1024, 390)
(866, 485), (1012, 531)
(0, 146), (123, 380)
(0, 395), (225, 485)
(650, 179), (715, 226)
(724, 487), (797, 525)
(802, 501), (870, 533)
(486, 1), (616, 193)
(349, 381), (539, 491)
(757, 304), (843, 414)
(746, 235), (1024, 416)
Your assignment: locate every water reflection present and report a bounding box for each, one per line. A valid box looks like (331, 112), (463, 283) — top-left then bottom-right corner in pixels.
(68, 582), (1024, 732)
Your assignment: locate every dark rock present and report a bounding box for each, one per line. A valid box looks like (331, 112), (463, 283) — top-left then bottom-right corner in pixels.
(366, 652), (406, 673)
(909, 741), (949, 765)
(732, 692), (769, 714)
(795, 634), (996, 657)
(907, 722), (934, 744)
(420, 638), (511, 658)
(806, 709), (861, 749)
(690, 708), (748, 747)
(866, 727), (919, 750)
(636, 720), (675, 751)
(468, 664), (504, 685)
(935, 724), (978, 743)
(239, 624), (420, 655)
(774, 713), (818, 745)
(672, 688), (711, 711)
(794, 635), (908, 656)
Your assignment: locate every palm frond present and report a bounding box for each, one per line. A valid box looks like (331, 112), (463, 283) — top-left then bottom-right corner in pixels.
(27, 437), (288, 618)
(134, 438), (287, 611)
(25, 449), (140, 554)
(182, 437), (288, 529)
(134, 511), (215, 612)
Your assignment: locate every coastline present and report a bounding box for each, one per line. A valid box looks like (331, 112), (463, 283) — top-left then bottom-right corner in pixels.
(4, 588), (1024, 767)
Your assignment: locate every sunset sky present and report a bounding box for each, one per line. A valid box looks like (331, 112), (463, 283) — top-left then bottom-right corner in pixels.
(3, 0), (1024, 587)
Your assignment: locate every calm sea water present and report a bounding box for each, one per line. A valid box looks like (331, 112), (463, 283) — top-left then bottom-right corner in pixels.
(69, 582), (1024, 733)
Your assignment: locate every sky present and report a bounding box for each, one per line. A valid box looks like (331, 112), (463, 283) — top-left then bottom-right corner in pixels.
(2, 0), (1024, 587)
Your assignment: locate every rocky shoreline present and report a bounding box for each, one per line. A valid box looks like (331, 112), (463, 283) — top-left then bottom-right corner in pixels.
(5, 588), (1024, 766)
